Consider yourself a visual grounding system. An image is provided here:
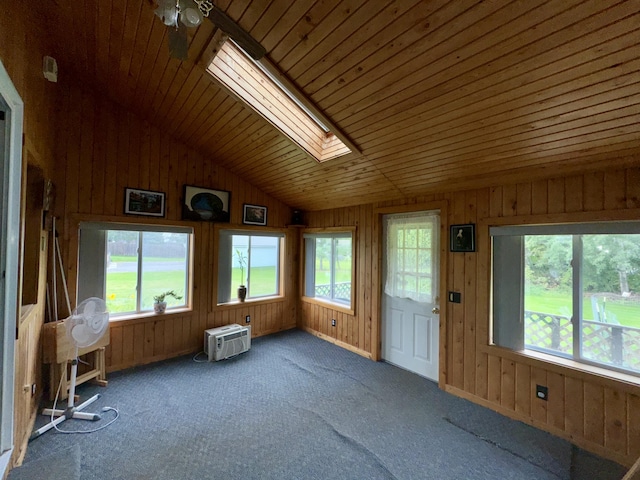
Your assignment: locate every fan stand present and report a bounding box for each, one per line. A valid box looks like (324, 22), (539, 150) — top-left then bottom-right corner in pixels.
(29, 346), (102, 440)
(31, 222), (112, 441)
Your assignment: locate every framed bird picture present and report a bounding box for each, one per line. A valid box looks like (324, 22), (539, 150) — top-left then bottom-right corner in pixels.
(450, 224), (475, 252)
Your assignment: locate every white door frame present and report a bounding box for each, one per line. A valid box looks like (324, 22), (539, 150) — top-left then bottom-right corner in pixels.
(0, 59), (24, 475)
(375, 201), (449, 387)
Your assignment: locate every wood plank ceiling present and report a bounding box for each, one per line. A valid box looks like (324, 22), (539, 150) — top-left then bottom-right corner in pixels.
(42, 0), (640, 211)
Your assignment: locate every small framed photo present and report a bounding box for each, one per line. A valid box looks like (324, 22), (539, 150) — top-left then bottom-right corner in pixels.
(124, 188), (166, 217)
(450, 224), (475, 252)
(243, 204), (267, 226)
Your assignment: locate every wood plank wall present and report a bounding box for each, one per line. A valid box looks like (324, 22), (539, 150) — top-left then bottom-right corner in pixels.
(301, 165), (640, 466)
(301, 204), (377, 358)
(1, 1), (61, 467)
(53, 83), (297, 373)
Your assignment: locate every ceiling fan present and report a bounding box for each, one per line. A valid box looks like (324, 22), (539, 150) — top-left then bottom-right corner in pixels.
(154, 0), (265, 61)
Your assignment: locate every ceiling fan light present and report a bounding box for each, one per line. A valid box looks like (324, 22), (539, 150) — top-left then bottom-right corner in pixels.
(180, 5), (203, 28)
(154, 0), (178, 26)
(162, 6), (179, 26)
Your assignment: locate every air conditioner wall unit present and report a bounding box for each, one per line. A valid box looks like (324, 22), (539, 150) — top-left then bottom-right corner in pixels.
(204, 324), (251, 361)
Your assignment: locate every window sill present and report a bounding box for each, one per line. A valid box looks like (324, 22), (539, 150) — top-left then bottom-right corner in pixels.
(109, 307), (192, 324)
(302, 296), (354, 315)
(481, 344), (640, 391)
(216, 296), (285, 309)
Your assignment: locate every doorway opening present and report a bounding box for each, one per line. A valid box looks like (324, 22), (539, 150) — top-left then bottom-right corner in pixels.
(0, 59), (24, 475)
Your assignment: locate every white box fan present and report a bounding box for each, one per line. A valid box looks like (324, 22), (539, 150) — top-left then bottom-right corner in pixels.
(204, 324), (251, 361)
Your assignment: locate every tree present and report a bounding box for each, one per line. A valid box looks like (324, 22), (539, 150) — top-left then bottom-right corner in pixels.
(315, 238), (331, 271)
(525, 234), (640, 295)
(582, 235), (640, 295)
(525, 235), (572, 291)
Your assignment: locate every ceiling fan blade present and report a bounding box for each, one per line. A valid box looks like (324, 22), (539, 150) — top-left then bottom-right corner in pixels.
(168, 23), (189, 60)
(204, 5), (265, 60)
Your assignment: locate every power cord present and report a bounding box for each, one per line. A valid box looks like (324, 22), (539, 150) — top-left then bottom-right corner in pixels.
(192, 351), (208, 363)
(49, 358), (120, 434)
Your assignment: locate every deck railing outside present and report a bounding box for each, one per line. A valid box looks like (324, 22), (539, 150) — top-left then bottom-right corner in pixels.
(525, 311), (640, 372)
(315, 282), (351, 301)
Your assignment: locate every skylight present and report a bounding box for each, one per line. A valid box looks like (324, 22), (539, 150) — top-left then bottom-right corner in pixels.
(206, 39), (353, 163)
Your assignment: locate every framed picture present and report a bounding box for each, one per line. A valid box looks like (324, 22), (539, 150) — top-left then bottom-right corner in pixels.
(182, 185), (230, 222)
(124, 187), (166, 217)
(243, 204), (267, 226)
(450, 224), (475, 252)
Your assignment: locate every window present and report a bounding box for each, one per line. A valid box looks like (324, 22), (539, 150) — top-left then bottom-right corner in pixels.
(384, 213), (438, 303)
(206, 39), (353, 163)
(492, 222), (640, 376)
(77, 223), (192, 316)
(217, 230), (284, 304)
(304, 230), (355, 310)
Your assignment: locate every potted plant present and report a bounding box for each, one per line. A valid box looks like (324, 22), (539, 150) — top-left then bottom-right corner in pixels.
(235, 249), (247, 302)
(153, 290), (183, 314)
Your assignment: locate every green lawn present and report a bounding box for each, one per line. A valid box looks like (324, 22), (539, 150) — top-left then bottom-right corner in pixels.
(526, 292), (640, 329)
(110, 255), (183, 263)
(106, 262), (353, 313)
(106, 270), (187, 313)
(232, 266), (278, 297)
(314, 269), (352, 284)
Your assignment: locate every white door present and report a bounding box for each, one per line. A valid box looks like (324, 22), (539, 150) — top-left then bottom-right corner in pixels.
(382, 211), (440, 380)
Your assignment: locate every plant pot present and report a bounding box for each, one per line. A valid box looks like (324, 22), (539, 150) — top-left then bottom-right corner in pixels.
(154, 301), (167, 314)
(237, 285), (247, 303)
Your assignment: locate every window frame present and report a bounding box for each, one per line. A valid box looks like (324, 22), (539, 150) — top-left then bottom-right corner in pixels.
(215, 227), (286, 306)
(490, 219), (640, 379)
(302, 227), (356, 315)
(77, 221), (193, 319)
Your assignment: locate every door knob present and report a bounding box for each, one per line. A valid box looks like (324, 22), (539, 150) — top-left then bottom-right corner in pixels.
(432, 307), (440, 314)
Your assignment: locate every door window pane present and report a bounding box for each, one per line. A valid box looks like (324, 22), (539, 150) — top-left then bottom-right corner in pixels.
(384, 216), (437, 303)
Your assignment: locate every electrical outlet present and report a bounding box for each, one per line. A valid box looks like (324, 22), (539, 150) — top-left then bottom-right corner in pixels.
(536, 384), (548, 401)
(245, 315), (251, 323)
(331, 319), (336, 327)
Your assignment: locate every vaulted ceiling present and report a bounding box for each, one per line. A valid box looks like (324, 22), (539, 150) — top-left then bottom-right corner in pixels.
(43, 0), (640, 211)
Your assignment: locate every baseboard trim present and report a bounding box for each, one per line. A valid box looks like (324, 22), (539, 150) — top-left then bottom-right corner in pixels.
(107, 347), (197, 373)
(444, 384), (633, 468)
(300, 327), (373, 360)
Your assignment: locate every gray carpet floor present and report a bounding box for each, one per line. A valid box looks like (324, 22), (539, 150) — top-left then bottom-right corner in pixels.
(12, 329), (627, 480)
